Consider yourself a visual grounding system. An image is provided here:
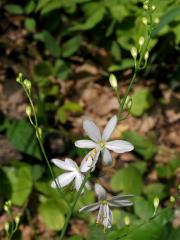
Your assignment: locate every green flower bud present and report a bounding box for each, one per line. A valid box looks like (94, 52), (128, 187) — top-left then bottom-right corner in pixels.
(124, 215), (130, 225)
(15, 216), (20, 225)
(16, 73), (23, 83)
(26, 106), (32, 117)
(131, 47), (137, 58)
(143, 4), (148, 10)
(109, 74), (118, 89)
(36, 127), (42, 139)
(139, 36), (145, 46)
(153, 197), (159, 209)
(154, 17), (160, 24)
(151, 5), (156, 11)
(170, 196), (175, 203)
(142, 17), (148, 25)
(144, 51), (149, 61)
(23, 79), (31, 90)
(5, 222), (9, 232)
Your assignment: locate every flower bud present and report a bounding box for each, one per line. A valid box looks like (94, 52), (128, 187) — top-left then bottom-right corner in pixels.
(153, 197), (159, 209)
(142, 17), (148, 25)
(170, 196), (175, 203)
(5, 222), (9, 232)
(154, 17), (160, 24)
(23, 79), (31, 90)
(143, 4), (148, 10)
(36, 127), (42, 139)
(139, 36), (145, 46)
(151, 5), (156, 11)
(144, 51), (149, 61)
(124, 215), (130, 226)
(109, 74), (118, 89)
(26, 106), (32, 117)
(16, 73), (23, 83)
(131, 47), (137, 58)
(3, 205), (9, 212)
(15, 216), (20, 225)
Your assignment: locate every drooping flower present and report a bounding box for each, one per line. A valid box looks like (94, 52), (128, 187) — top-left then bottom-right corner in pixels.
(79, 184), (133, 229)
(75, 115), (134, 165)
(51, 158), (91, 192)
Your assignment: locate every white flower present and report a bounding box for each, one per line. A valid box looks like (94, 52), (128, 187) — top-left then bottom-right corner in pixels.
(51, 158), (90, 192)
(79, 184), (133, 229)
(75, 115), (134, 165)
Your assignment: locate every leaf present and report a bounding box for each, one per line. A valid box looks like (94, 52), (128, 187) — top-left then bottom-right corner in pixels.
(108, 59), (134, 72)
(71, 7), (106, 31)
(110, 166), (143, 194)
(7, 120), (42, 160)
(53, 59), (71, 80)
(44, 31), (61, 57)
(88, 225), (107, 240)
(5, 4), (23, 15)
(38, 199), (65, 230)
(122, 131), (157, 160)
(124, 208), (173, 240)
(62, 35), (82, 57)
(3, 165), (33, 206)
(63, 102), (83, 112)
(130, 88), (155, 117)
(134, 197), (154, 220)
(31, 165), (45, 182)
(24, 18), (36, 32)
(110, 41), (122, 61)
(34, 62), (52, 77)
(144, 183), (167, 201)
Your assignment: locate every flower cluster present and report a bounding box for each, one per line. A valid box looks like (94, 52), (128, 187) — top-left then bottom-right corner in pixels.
(51, 115), (134, 229)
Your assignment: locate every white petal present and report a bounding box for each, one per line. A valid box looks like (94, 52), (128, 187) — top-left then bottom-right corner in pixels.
(102, 115), (117, 141)
(80, 149), (100, 173)
(110, 195), (134, 201)
(106, 140), (134, 153)
(51, 158), (75, 171)
(74, 173), (84, 192)
(95, 183), (107, 200)
(75, 140), (97, 149)
(65, 158), (78, 170)
(51, 172), (75, 188)
(102, 148), (112, 165)
(83, 119), (101, 142)
(103, 204), (112, 229)
(79, 202), (100, 212)
(109, 199), (133, 207)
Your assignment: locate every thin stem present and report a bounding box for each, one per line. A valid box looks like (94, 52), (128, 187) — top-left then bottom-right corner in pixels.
(59, 170), (91, 240)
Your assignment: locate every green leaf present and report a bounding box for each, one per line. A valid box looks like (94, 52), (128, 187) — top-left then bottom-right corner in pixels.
(124, 208), (173, 240)
(44, 31), (61, 57)
(122, 131), (157, 160)
(144, 183), (167, 201)
(108, 59), (134, 72)
(134, 197), (154, 220)
(71, 7), (106, 31)
(63, 102), (82, 112)
(38, 199), (65, 230)
(88, 225), (107, 240)
(131, 88), (154, 117)
(24, 18), (36, 32)
(56, 107), (67, 124)
(5, 4), (23, 15)
(24, 1), (36, 14)
(110, 166), (143, 194)
(110, 41), (122, 61)
(34, 62), (52, 77)
(69, 236), (83, 240)
(31, 165), (45, 182)
(7, 120), (42, 160)
(62, 35), (82, 57)
(3, 165), (33, 206)
(53, 59), (71, 80)
(156, 157), (180, 178)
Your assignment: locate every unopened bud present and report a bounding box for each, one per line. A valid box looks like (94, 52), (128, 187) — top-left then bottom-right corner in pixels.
(3, 205), (9, 212)
(143, 4), (148, 10)
(124, 215), (130, 226)
(131, 47), (137, 58)
(15, 216), (20, 225)
(153, 197), (159, 209)
(26, 106), (32, 116)
(4, 222), (9, 232)
(144, 51), (149, 61)
(139, 36), (145, 46)
(16, 73), (23, 83)
(142, 17), (148, 25)
(23, 79), (31, 90)
(36, 127), (42, 139)
(170, 196), (175, 203)
(154, 17), (160, 24)
(151, 5), (156, 11)
(109, 74), (118, 88)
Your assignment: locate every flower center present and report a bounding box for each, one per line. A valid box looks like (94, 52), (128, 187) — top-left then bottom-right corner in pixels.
(98, 140), (105, 149)
(100, 200), (108, 205)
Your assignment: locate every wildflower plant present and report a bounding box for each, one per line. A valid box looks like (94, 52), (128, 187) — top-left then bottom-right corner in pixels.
(15, 0), (161, 239)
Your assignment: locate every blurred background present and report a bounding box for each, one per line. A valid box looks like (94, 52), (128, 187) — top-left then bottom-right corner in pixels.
(0, 0), (180, 239)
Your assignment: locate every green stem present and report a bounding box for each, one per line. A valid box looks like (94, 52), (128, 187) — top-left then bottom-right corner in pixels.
(59, 171), (91, 240)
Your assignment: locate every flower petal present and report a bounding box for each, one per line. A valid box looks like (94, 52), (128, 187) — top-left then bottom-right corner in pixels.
(109, 199), (133, 207)
(103, 204), (112, 229)
(75, 140), (97, 149)
(79, 202), (100, 212)
(65, 158), (78, 170)
(102, 148), (112, 165)
(95, 183), (107, 200)
(106, 140), (134, 153)
(83, 119), (101, 142)
(110, 195), (134, 201)
(102, 115), (117, 141)
(74, 173), (84, 192)
(80, 149), (100, 173)
(51, 172), (75, 188)
(51, 158), (76, 171)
